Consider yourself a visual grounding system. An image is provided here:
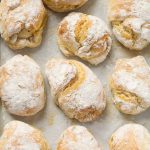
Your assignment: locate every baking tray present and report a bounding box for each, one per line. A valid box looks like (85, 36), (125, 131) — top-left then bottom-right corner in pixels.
(1, 0), (150, 149)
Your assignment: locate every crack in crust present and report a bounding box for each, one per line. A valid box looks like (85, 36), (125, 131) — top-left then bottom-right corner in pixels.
(109, 0), (150, 50)
(46, 59), (106, 122)
(57, 12), (112, 65)
(0, 0), (47, 50)
(110, 56), (150, 115)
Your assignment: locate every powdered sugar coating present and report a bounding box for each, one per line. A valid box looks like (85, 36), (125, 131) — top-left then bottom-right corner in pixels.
(0, 121), (50, 150)
(46, 59), (106, 122)
(109, 124), (150, 150)
(111, 56), (150, 114)
(46, 59), (77, 99)
(1, 0), (44, 36)
(58, 12), (112, 65)
(109, 0), (150, 50)
(0, 0), (47, 50)
(57, 126), (101, 150)
(0, 55), (45, 116)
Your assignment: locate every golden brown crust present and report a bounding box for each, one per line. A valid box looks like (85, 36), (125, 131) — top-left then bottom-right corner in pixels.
(0, 121), (50, 150)
(109, 0), (150, 50)
(109, 0), (132, 21)
(0, 55), (45, 116)
(57, 12), (112, 65)
(110, 56), (150, 115)
(109, 124), (150, 150)
(56, 126), (101, 150)
(46, 59), (106, 122)
(43, 0), (88, 12)
(0, 0), (47, 50)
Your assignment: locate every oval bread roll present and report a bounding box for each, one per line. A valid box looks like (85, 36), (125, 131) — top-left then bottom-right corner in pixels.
(57, 125), (102, 150)
(45, 59), (106, 122)
(109, 123), (150, 150)
(0, 121), (50, 150)
(109, 0), (150, 50)
(0, 0), (47, 50)
(57, 12), (112, 65)
(110, 56), (150, 115)
(0, 55), (45, 116)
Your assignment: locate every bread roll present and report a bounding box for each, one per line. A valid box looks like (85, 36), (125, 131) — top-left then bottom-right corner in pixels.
(43, 0), (88, 12)
(0, 55), (45, 116)
(0, 0), (47, 50)
(109, 123), (150, 150)
(109, 0), (150, 50)
(57, 12), (112, 65)
(46, 59), (106, 122)
(57, 125), (101, 150)
(110, 56), (150, 115)
(0, 121), (50, 150)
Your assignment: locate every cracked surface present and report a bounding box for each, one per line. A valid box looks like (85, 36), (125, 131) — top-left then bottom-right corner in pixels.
(0, 121), (50, 150)
(57, 12), (112, 65)
(43, 0), (88, 12)
(0, 55), (45, 116)
(110, 56), (150, 115)
(57, 126), (101, 150)
(46, 59), (106, 122)
(109, 0), (150, 50)
(0, 0), (47, 50)
(109, 124), (150, 150)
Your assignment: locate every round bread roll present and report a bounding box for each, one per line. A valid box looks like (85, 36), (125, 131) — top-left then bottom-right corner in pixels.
(109, 0), (150, 50)
(57, 125), (101, 150)
(110, 56), (150, 115)
(0, 55), (45, 116)
(0, 121), (50, 150)
(0, 0), (47, 50)
(45, 59), (106, 122)
(57, 12), (112, 65)
(109, 123), (150, 150)
(43, 0), (88, 12)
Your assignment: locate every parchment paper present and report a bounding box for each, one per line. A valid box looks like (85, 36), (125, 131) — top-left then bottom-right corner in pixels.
(1, 0), (150, 149)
